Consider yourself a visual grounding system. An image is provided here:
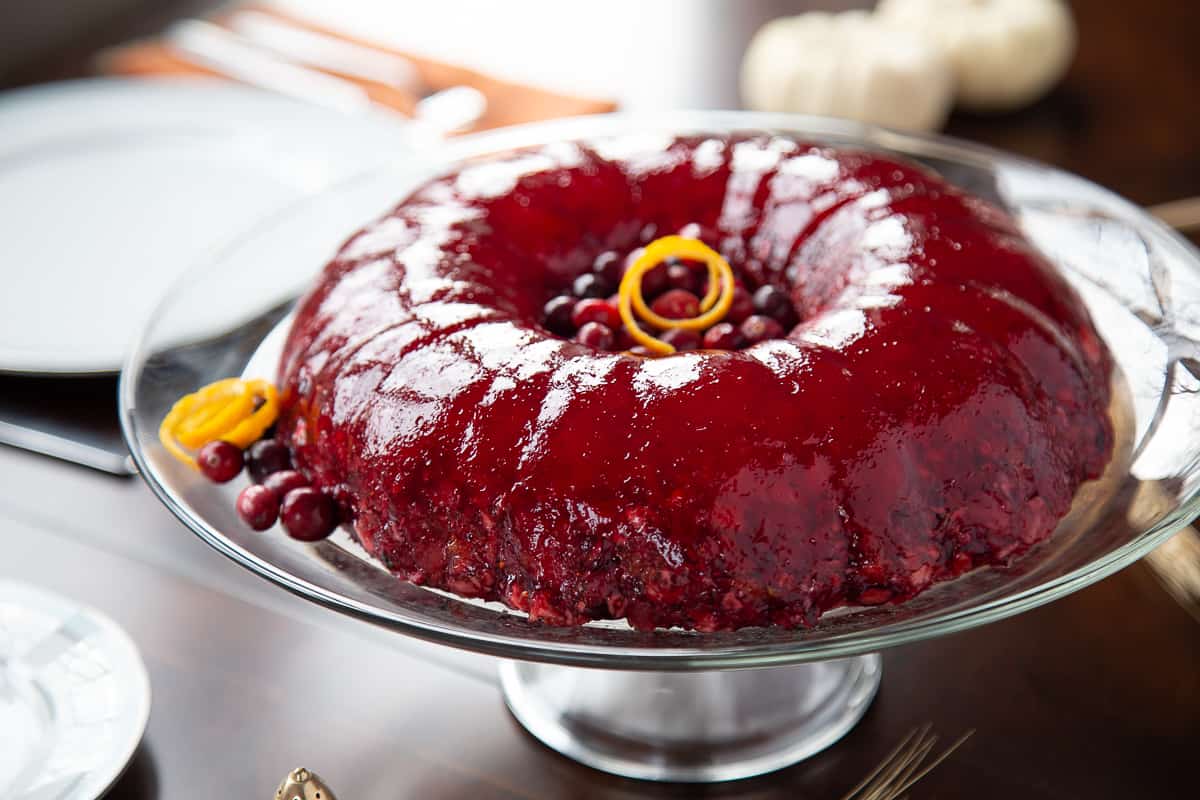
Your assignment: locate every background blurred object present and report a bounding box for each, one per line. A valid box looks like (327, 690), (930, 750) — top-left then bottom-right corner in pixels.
(877, 0), (1076, 112)
(1147, 525), (1200, 623)
(741, 10), (954, 131)
(743, 0), (1077, 128)
(1148, 196), (1200, 235)
(269, 0), (870, 110)
(102, 6), (616, 133)
(0, 0), (150, 77)
(0, 0), (870, 106)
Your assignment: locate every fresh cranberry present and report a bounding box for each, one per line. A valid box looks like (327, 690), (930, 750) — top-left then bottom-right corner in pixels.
(280, 488), (338, 542)
(624, 248), (669, 297)
(264, 469), (309, 497)
(725, 287), (755, 324)
(641, 264), (670, 298)
(660, 328), (701, 351)
(245, 439), (291, 484)
(613, 326), (637, 351)
(197, 440), (243, 483)
(571, 298), (620, 329)
(651, 289), (700, 320)
(702, 322), (744, 350)
(543, 295), (577, 335)
(666, 261), (704, 294)
(592, 251), (623, 284)
(627, 345), (653, 356)
(575, 322), (614, 350)
(572, 272), (612, 299)
(236, 484), (280, 531)
(753, 285), (797, 326)
(740, 315), (785, 345)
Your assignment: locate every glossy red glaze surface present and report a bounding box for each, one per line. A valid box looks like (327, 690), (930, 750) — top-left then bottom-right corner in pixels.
(276, 133), (1114, 631)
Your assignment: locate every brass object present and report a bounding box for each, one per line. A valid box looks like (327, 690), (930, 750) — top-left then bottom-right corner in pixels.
(276, 767), (337, 800)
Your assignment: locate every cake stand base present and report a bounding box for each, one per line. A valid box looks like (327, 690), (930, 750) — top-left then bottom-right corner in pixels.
(499, 653), (882, 782)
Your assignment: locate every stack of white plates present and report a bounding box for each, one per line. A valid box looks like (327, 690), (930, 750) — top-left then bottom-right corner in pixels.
(0, 78), (413, 375)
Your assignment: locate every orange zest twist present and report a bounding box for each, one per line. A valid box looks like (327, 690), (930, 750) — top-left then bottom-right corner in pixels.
(158, 378), (279, 468)
(617, 235), (736, 355)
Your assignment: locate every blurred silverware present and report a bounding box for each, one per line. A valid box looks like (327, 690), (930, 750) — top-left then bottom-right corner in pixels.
(229, 12), (487, 133)
(841, 725), (974, 800)
(166, 18), (486, 135)
(167, 19), (375, 116)
(0, 419), (135, 476)
(412, 85), (487, 134)
(229, 10), (420, 91)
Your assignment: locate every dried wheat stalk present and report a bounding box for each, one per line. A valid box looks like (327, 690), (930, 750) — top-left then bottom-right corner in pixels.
(840, 725), (974, 800)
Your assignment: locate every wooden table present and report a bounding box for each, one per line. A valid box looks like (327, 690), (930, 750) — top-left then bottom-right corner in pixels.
(2, 1), (1198, 797)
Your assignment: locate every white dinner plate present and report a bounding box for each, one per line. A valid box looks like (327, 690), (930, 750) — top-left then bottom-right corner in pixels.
(0, 581), (151, 799)
(0, 78), (414, 375)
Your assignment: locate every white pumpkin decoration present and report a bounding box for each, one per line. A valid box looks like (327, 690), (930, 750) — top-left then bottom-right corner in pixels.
(876, 0), (1077, 112)
(740, 11), (955, 133)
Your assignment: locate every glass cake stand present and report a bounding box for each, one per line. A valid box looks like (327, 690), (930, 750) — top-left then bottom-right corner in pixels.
(120, 113), (1200, 782)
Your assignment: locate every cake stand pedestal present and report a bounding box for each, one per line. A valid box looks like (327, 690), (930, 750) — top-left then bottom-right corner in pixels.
(499, 655), (881, 781)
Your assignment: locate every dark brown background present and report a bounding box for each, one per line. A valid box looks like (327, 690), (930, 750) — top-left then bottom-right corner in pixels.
(2, 1), (1198, 797)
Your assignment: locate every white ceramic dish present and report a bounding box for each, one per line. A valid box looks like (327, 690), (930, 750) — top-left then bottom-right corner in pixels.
(0, 580), (151, 799)
(0, 78), (414, 375)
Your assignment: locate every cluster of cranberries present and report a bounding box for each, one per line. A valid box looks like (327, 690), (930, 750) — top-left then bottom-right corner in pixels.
(541, 246), (799, 353)
(195, 438), (337, 542)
